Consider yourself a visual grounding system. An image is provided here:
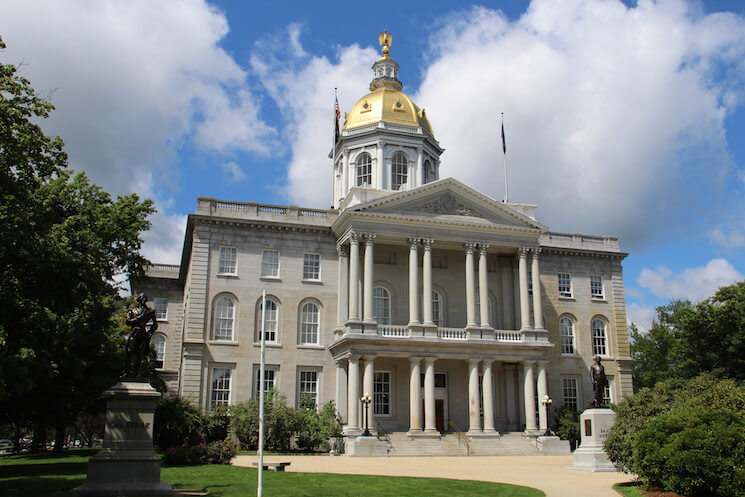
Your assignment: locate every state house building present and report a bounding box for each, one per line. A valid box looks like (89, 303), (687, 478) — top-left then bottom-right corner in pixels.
(133, 35), (633, 453)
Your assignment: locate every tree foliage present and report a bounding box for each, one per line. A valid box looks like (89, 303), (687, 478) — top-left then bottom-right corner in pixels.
(630, 282), (745, 390)
(0, 35), (155, 446)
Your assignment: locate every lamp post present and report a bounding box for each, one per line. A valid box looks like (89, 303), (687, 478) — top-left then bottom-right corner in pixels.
(360, 393), (372, 437)
(540, 395), (553, 436)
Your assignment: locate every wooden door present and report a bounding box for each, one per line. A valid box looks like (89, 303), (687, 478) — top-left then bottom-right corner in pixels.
(435, 399), (445, 431)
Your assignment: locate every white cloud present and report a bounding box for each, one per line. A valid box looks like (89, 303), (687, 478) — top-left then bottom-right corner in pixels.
(141, 208), (188, 265)
(627, 302), (656, 333)
(250, 31), (378, 207)
(710, 224), (745, 250)
(220, 161), (248, 184)
(637, 258), (744, 301)
(0, 0), (276, 196)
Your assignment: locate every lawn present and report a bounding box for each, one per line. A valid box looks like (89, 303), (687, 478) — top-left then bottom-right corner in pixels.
(0, 450), (544, 497)
(614, 482), (645, 497)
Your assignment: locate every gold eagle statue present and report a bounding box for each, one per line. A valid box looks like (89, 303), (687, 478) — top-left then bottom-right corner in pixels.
(379, 30), (392, 57)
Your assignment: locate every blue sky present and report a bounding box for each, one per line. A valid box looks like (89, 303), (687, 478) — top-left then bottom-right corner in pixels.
(1, 0), (745, 330)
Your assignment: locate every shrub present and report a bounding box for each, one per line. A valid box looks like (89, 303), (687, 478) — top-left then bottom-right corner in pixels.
(551, 405), (580, 450)
(153, 396), (205, 449)
(230, 390), (297, 451)
(202, 405), (231, 443)
(187, 443), (209, 465)
(633, 405), (745, 497)
(162, 445), (189, 466)
(294, 401), (342, 452)
(207, 440), (239, 464)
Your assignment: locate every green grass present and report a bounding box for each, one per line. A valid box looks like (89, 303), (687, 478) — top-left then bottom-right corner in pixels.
(614, 481), (645, 497)
(0, 450), (544, 497)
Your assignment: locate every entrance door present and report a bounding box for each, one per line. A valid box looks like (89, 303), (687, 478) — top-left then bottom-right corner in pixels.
(435, 400), (445, 431)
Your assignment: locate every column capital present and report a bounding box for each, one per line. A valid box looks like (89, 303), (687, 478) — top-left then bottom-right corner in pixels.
(423, 356), (437, 366)
(522, 360), (536, 368)
(421, 238), (434, 251)
(467, 358), (481, 366)
(408, 237), (420, 248)
(363, 233), (376, 245)
(349, 231), (360, 243)
(480, 358), (495, 367)
(333, 358), (348, 367)
(348, 354), (361, 363)
(336, 244), (348, 257)
(463, 241), (477, 254)
(478, 243), (490, 255)
(518, 246), (530, 258)
(408, 356), (423, 364)
(531, 247), (542, 257)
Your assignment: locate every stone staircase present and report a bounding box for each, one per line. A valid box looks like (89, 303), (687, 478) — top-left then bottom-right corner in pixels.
(381, 432), (545, 456)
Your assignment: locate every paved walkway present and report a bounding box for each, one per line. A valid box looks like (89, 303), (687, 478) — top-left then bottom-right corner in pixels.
(233, 455), (634, 497)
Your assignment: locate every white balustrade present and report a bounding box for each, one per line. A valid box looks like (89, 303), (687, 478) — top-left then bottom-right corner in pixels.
(378, 325), (410, 338)
(258, 205), (288, 215)
(438, 327), (468, 340)
(494, 330), (523, 342)
(216, 201), (247, 212)
(299, 209), (326, 218)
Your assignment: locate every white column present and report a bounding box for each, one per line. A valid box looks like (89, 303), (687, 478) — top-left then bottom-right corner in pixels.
(363, 356), (376, 432)
(348, 234), (360, 322)
(467, 359), (481, 434)
(363, 233), (376, 324)
(465, 242), (477, 328)
(336, 245), (349, 326)
(415, 147), (423, 187)
(531, 248), (544, 330)
(482, 360), (496, 433)
(408, 238), (420, 325)
(518, 248), (531, 331)
(375, 142), (384, 190)
(423, 357), (437, 433)
(501, 259), (514, 329)
(513, 259), (521, 329)
(342, 151), (349, 200)
(422, 239), (435, 326)
(346, 356), (360, 432)
(523, 361), (537, 434)
(504, 365), (518, 431)
(408, 357), (422, 433)
(478, 244), (490, 327)
(537, 362), (548, 433)
(335, 360), (348, 424)
(495, 362), (506, 430)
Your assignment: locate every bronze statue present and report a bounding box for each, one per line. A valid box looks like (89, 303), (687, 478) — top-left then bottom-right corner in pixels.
(123, 293), (158, 380)
(589, 355), (608, 408)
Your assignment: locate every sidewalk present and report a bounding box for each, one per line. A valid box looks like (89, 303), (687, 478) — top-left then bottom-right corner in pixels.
(233, 454), (633, 497)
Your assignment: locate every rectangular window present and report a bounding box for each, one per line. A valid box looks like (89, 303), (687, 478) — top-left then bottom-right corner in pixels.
(210, 368), (232, 407)
(374, 371), (391, 416)
(261, 249), (280, 278)
(302, 253), (320, 280)
(254, 368), (277, 399)
(590, 275), (604, 299)
(218, 246), (237, 275)
(562, 377), (579, 411)
(299, 370), (318, 408)
(420, 373), (448, 389)
(603, 376), (614, 405)
(153, 298), (168, 321)
(558, 272), (572, 298)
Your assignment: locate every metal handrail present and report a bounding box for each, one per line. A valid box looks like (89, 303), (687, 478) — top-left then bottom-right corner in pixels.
(376, 420), (394, 454)
(448, 419), (474, 455)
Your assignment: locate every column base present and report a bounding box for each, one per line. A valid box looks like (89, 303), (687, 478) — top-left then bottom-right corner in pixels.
(343, 428), (362, 437)
(345, 320), (363, 333)
(414, 430), (442, 438)
(469, 430), (501, 439)
(523, 429), (542, 437)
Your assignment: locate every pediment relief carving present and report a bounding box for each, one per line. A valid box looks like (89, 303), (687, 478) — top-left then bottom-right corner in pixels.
(413, 193), (485, 217)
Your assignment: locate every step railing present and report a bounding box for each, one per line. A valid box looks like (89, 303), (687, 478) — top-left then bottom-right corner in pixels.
(448, 419), (474, 456)
(376, 420), (394, 454)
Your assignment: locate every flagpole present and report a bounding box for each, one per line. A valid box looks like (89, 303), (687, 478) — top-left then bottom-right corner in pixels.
(501, 113), (509, 203)
(257, 289), (266, 497)
(333, 87), (339, 206)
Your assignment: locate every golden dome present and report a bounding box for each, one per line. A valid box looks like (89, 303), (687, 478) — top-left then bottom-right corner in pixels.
(343, 88), (434, 135)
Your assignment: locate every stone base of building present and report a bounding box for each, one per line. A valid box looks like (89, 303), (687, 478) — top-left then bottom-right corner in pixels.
(407, 429), (442, 438)
(345, 435), (389, 456)
(468, 430), (501, 438)
(535, 436), (571, 454)
(68, 381), (173, 496)
(572, 408), (617, 472)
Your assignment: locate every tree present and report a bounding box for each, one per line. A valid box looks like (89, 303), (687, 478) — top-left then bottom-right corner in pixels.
(630, 283), (745, 389)
(0, 35), (155, 451)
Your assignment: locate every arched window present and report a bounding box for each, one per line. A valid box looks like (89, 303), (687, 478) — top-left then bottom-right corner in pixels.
(592, 318), (608, 356)
(373, 287), (391, 325)
(423, 160), (432, 184)
(258, 299), (279, 343)
(432, 290), (443, 326)
(559, 317), (575, 355)
(151, 334), (165, 369)
(356, 153), (372, 187)
(300, 302), (319, 345)
(214, 296), (236, 341)
(391, 152), (408, 190)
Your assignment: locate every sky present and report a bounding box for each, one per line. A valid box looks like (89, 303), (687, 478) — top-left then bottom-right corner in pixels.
(1, 0), (745, 331)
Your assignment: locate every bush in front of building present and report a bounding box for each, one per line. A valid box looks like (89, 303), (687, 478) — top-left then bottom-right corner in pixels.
(294, 397), (342, 452)
(632, 404), (745, 497)
(551, 405), (580, 450)
(154, 396), (205, 449)
(162, 440), (238, 466)
(201, 405), (231, 443)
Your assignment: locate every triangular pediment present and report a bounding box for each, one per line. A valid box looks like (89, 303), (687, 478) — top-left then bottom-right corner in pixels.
(351, 178), (546, 231)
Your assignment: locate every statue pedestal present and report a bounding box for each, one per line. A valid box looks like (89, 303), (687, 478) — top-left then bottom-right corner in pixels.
(572, 408), (616, 472)
(69, 381), (173, 496)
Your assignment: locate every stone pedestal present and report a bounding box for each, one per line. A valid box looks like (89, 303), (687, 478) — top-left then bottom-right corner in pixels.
(69, 381), (173, 496)
(535, 435), (571, 454)
(345, 435), (388, 456)
(572, 408), (616, 472)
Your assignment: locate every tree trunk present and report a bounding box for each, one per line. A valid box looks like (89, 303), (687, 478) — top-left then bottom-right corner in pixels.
(53, 423), (66, 454)
(32, 423), (47, 453)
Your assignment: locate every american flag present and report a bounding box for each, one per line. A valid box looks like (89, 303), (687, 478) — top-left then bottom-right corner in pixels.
(334, 90), (340, 145)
